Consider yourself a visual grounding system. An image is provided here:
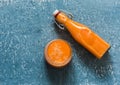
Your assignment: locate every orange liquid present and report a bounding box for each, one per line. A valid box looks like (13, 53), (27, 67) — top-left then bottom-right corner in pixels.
(44, 39), (72, 67)
(55, 12), (110, 59)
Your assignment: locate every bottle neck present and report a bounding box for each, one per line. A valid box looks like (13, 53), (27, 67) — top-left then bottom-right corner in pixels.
(55, 12), (70, 25)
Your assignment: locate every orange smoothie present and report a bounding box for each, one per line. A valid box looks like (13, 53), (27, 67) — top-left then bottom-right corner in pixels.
(53, 10), (110, 59)
(44, 39), (72, 67)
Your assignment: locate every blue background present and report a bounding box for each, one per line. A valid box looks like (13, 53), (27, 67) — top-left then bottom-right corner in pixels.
(0, 0), (120, 85)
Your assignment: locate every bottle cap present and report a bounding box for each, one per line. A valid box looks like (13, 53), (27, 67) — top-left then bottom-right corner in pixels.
(44, 39), (72, 68)
(53, 9), (60, 17)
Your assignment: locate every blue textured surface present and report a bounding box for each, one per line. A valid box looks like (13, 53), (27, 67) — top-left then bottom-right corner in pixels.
(0, 0), (120, 85)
